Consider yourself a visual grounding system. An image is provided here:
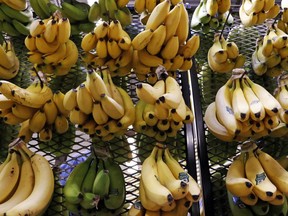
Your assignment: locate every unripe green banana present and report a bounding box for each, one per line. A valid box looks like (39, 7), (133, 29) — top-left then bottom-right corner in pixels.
(81, 158), (98, 193)
(80, 192), (100, 210)
(88, 2), (101, 22)
(92, 166), (110, 199)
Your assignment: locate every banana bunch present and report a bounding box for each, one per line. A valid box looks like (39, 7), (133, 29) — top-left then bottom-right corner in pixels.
(63, 154), (126, 215)
(191, 0), (234, 33)
(134, 0), (181, 25)
(251, 24), (288, 77)
(275, 8), (288, 34)
(0, 79), (71, 142)
(132, 1), (199, 81)
(30, 0), (96, 34)
(63, 68), (135, 141)
(226, 142), (288, 213)
(239, 0), (280, 27)
(134, 145), (201, 215)
(134, 73), (194, 142)
(25, 14), (79, 76)
(0, 138), (54, 215)
(81, 20), (133, 77)
(204, 69), (282, 142)
(207, 33), (246, 73)
(0, 2), (33, 36)
(0, 40), (20, 80)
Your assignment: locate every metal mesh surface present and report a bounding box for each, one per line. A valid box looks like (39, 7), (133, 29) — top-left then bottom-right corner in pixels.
(0, 14), (198, 216)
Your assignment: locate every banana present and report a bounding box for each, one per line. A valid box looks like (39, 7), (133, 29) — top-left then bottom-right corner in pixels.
(0, 150), (20, 203)
(239, 4), (258, 27)
(146, 24), (166, 55)
(133, 100), (147, 132)
(43, 43), (67, 65)
(141, 146), (174, 206)
(92, 167), (110, 199)
(58, 40), (78, 68)
(24, 35), (36, 52)
(69, 106), (89, 125)
(263, 114), (280, 130)
(100, 93), (125, 120)
(94, 21), (109, 39)
(0, 93), (13, 109)
(43, 19), (58, 43)
(159, 76), (182, 109)
(181, 34), (201, 59)
(136, 79), (165, 104)
(208, 51), (235, 73)
(176, 2), (189, 45)
(5, 142), (54, 216)
(261, 35), (274, 57)
(11, 103), (37, 121)
(0, 41), (17, 69)
(164, 4), (181, 43)
(266, 3), (280, 19)
(17, 120), (33, 143)
(161, 35), (179, 60)
(107, 39), (122, 59)
(38, 126), (53, 141)
(76, 83), (93, 115)
(42, 99), (58, 125)
(170, 97), (187, 122)
(3, 111), (26, 125)
(54, 114), (69, 134)
(241, 78), (266, 121)
(226, 153), (254, 197)
(132, 29), (154, 51)
(0, 80), (53, 109)
(170, 54), (185, 71)
(108, 20), (123, 41)
(91, 101), (109, 125)
(103, 157), (126, 210)
(118, 35), (132, 51)
(0, 148), (34, 214)
(142, 103), (158, 127)
(269, 189), (285, 206)
(232, 78), (250, 122)
(53, 90), (69, 117)
(256, 149), (288, 195)
(28, 109), (47, 133)
(61, 2), (87, 21)
(128, 200), (145, 216)
(88, 1), (101, 22)
(215, 78), (242, 135)
(227, 190), (254, 216)
(245, 149), (277, 201)
(190, 1), (203, 31)
(63, 88), (78, 111)
(245, 77), (281, 116)
(239, 191), (258, 206)
(156, 148), (188, 200)
(81, 158), (98, 193)
(138, 48), (163, 67)
(145, 0), (171, 31)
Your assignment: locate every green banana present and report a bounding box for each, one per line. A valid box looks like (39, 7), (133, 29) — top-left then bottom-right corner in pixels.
(79, 192), (99, 210)
(70, 24), (81, 35)
(114, 7), (132, 27)
(250, 200), (270, 216)
(88, 2), (101, 22)
(2, 21), (21, 36)
(0, 4), (32, 23)
(103, 157), (126, 210)
(92, 167), (110, 200)
(105, 0), (118, 20)
(63, 156), (94, 204)
(227, 190), (254, 216)
(37, 0), (52, 18)
(98, 0), (109, 21)
(29, 0), (49, 19)
(64, 201), (81, 214)
(61, 2), (88, 21)
(47, 2), (61, 15)
(0, 7), (12, 22)
(12, 19), (30, 35)
(78, 22), (96, 33)
(81, 158), (98, 193)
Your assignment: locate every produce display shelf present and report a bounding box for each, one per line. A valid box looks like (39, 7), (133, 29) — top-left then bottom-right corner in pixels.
(0, 13), (200, 216)
(190, 6), (288, 216)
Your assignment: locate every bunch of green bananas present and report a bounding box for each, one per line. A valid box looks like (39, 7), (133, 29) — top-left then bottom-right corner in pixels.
(204, 69), (283, 142)
(134, 145), (201, 215)
(134, 71), (194, 142)
(207, 33), (246, 73)
(0, 138), (54, 215)
(226, 142), (288, 216)
(131, 1), (199, 82)
(81, 20), (133, 77)
(63, 154), (126, 215)
(63, 68), (135, 141)
(251, 24), (288, 77)
(24, 14), (79, 77)
(239, 0), (280, 27)
(191, 0), (234, 33)
(0, 40), (20, 79)
(0, 2), (33, 36)
(0, 79), (71, 143)
(30, 0), (96, 35)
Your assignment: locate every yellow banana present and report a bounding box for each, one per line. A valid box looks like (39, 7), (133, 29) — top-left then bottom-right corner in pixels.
(57, 17), (71, 44)
(164, 3), (181, 43)
(107, 38), (122, 59)
(176, 2), (189, 45)
(29, 109), (47, 133)
(76, 83), (93, 115)
(54, 114), (69, 134)
(63, 88), (78, 111)
(43, 19), (58, 43)
(81, 31), (97, 52)
(161, 35), (179, 60)
(132, 29), (154, 51)
(146, 24), (166, 55)
(11, 103), (37, 120)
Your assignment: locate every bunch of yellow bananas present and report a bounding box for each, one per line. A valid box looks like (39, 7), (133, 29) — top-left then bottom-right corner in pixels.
(251, 24), (288, 77)
(226, 142), (288, 209)
(0, 40), (19, 80)
(275, 8), (288, 34)
(132, 1), (199, 83)
(191, 0), (234, 33)
(204, 69), (282, 142)
(134, 0), (182, 25)
(25, 14), (78, 77)
(81, 20), (133, 78)
(239, 0), (280, 27)
(63, 68), (135, 141)
(0, 79), (70, 142)
(0, 138), (54, 215)
(134, 72), (194, 142)
(207, 33), (246, 73)
(128, 145), (201, 216)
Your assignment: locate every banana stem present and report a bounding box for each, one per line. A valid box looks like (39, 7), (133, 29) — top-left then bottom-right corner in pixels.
(219, 10), (231, 39)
